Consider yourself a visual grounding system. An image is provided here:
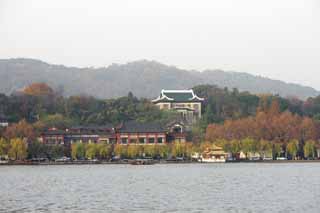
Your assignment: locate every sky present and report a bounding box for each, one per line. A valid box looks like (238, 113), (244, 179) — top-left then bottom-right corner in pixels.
(0, 0), (320, 89)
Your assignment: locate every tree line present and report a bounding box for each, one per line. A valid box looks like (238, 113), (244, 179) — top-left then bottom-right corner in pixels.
(0, 137), (196, 161)
(2, 83), (320, 161)
(206, 98), (320, 159)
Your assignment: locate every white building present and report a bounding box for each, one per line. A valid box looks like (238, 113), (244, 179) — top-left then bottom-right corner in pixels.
(152, 89), (204, 123)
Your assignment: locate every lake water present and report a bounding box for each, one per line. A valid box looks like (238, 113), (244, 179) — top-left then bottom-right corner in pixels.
(1, 163), (320, 212)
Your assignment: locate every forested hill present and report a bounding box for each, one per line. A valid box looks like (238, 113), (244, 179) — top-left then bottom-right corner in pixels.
(0, 58), (318, 100)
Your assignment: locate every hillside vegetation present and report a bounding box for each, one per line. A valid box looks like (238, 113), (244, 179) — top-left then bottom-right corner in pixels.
(0, 58), (318, 100)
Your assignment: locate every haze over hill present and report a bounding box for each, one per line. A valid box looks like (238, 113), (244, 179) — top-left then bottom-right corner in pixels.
(0, 58), (318, 100)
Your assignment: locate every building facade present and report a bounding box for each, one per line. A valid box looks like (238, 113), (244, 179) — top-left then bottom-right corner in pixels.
(41, 121), (187, 146)
(152, 89), (204, 123)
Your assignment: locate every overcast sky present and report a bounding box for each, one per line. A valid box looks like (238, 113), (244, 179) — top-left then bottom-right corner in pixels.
(1, 0), (319, 89)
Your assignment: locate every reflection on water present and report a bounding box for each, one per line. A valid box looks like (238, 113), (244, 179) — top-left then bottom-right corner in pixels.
(1, 163), (320, 212)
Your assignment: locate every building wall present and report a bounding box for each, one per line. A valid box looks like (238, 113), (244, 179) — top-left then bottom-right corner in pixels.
(117, 133), (167, 145)
(155, 102), (202, 119)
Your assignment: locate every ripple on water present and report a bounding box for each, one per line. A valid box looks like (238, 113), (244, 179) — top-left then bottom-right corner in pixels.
(1, 163), (320, 212)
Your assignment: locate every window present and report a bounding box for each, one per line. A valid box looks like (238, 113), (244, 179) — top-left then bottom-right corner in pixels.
(139, 138), (146, 144)
(121, 138), (128, 144)
(148, 138), (155, 144)
(130, 138), (137, 144)
(109, 138), (116, 144)
(157, 137), (163, 143)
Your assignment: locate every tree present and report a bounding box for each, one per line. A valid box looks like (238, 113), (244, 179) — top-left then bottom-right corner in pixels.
(144, 145), (156, 158)
(304, 140), (316, 159)
(114, 144), (128, 158)
(258, 140), (272, 159)
(4, 119), (35, 141)
(71, 143), (86, 160)
(286, 139), (299, 160)
(127, 145), (139, 159)
(23, 83), (54, 97)
(171, 142), (185, 158)
(27, 140), (46, 159)
(97, 143), (111, 159)
(273, 143), (282, 159)
(8, 138), (27, 160)
(241, 138), (256, 159)
(230, 139), (241, 159)
(85, 143), (97, 160)
(0, 137), (9, 157)
(157, 144), (169, 159)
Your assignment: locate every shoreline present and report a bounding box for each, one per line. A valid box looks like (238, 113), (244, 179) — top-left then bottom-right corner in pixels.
(2, 159), (320, 166)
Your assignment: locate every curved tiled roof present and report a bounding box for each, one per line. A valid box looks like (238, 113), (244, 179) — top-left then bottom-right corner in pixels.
(152, 89), (204, 103)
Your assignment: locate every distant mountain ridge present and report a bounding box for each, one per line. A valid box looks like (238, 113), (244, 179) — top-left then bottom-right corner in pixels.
(0, 58), (318, 100)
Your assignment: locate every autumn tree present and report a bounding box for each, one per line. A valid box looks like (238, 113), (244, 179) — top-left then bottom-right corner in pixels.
(8, 138), (27, 160)
(23, 83), (54, 97)
(4, 119), (35, 141)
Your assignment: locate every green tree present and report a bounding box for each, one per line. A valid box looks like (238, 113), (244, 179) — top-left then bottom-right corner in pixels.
(286, 139), (299, 160)
(230, 139), (241, 159)
(71, 143), (86, 160)
(304, 140), (316, 159)
(127, 145), (139, 159)
(85, 143), (97, 160)
(157, 144), (169, 159)
(144, 145), (156, 158)
(241, 138), (256, 159)
(114, 144), (128, 158)
(97, 143), (111, 159)
(0, 137), (9, 158)
(273, 143), (282, 159)
(27, 140), (46, 158)
(8, 138), (27, 160)
(258, 140), (272, 159)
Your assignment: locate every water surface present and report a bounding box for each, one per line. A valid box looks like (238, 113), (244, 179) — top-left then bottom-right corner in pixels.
(1, 163), (320, 212)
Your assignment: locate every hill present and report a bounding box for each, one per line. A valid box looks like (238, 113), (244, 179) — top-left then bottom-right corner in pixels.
(0, 58), (318, 100)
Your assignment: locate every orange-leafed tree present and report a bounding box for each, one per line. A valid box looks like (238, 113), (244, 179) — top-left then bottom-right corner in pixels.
(4, 119), (36, 141)
(23, 83), (54, 96)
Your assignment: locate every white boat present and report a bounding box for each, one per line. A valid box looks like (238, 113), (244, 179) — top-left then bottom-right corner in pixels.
(200, 144), (227, 163)
(0, 160), (9, 164)
(201, 156), (226, 163)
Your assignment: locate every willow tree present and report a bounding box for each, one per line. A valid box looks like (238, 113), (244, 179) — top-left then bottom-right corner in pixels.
(8, 138), (27, 160)
(71, 142), (86, 160)
(286, 139), (299, 160)
(273, 143), (282, 159)
(97, 144), (111, 160)
(241, 138), (256, 159)
(304, 140), (316, 159)
(0, 137), (9, 158)
(85, 143), (97, 160)
(258, 140), (272, 159)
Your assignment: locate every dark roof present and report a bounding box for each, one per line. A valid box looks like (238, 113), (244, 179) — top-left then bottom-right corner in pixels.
(118, 120), (166, 133)
(70, 123), (114, 130)
(42, 129), (67, 135)
(163, 92), (194, 102)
